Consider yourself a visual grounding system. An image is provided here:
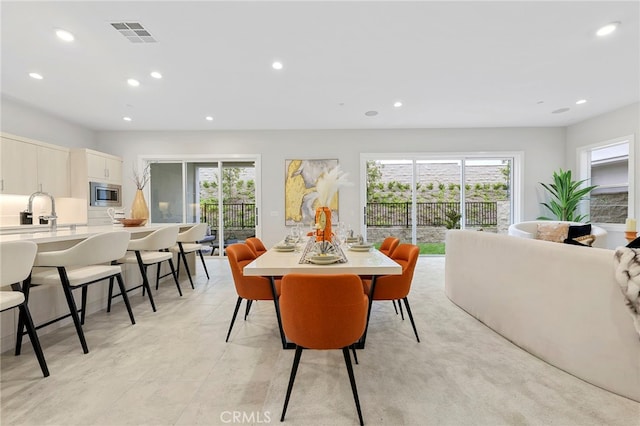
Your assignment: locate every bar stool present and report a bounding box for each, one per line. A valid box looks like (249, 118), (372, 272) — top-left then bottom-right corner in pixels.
(1, 241), (49, 377)
(109, 226), (181, 313)
(170, 223), (210, 289)
(27, 231), (135, 354)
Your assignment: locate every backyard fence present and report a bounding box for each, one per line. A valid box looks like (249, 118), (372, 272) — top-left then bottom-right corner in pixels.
(366, 201), (497, 227)
(201, 203), (256, 229)
(201, 201), (496, 229)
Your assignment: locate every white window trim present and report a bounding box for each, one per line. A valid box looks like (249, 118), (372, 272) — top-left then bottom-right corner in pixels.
(359, 151), (523, 238)
(577, 135), (635, 232)
(138, 154), (261, 238)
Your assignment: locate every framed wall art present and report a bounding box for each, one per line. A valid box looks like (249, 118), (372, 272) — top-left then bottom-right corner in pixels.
(285, 159), (339, 226)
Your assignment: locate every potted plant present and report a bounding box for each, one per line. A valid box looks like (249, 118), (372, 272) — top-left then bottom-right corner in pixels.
(537, 169), (597, 222)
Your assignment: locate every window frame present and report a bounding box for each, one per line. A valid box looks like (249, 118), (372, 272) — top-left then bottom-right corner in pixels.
(577, 134), (635, 231)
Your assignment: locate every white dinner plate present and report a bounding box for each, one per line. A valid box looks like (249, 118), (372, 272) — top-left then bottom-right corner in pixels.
(308, 256), (340, 265)
(349, 246), (372, 252)
(350, 243), (373, 248)
(274, 245), (295, 252)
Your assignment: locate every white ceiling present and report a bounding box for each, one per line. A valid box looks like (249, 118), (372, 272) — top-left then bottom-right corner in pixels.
(1, 1), (639, 131)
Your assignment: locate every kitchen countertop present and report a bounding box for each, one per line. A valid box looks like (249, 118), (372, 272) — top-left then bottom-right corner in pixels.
(0, 223), (190, 244)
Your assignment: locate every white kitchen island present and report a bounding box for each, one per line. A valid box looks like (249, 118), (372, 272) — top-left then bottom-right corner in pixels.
(0, 223), (197, 352)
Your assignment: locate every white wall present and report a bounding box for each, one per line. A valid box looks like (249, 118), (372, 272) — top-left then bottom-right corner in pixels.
(95, 128), (565, 246)
(566, 102), (640, 248)
(1, 96), (97, 149)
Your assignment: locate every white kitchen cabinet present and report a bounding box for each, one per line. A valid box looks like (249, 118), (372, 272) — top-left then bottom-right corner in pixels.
(1, 136), (37, 194)
(70, 149), (123, 225)
(36, 145), (70, 196)
(87, 151), (122, 184)
(0, 135), (69, 196)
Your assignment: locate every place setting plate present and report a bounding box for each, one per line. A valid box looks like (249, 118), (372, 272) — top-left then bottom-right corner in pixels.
(273, 244), (296, 252)
(349, 242), (374, 252)
(307, 254), (340, 265)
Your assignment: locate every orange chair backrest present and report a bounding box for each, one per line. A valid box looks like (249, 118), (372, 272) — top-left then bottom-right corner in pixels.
(372, 244), (419, 300)
(379, 237), (400, 257)
(280, 274), (368, 349)
(245, 237), (267, 257)
(226, 243), (275, 300)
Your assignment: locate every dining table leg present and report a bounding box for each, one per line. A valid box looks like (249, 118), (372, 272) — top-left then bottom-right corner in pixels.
(355, 276), (377, 349)
(270, 276), (294, 349)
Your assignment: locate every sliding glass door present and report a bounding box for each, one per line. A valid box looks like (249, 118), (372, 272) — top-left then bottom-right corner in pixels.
(147, 157), (259, 257)
(363, 154), (516, 254)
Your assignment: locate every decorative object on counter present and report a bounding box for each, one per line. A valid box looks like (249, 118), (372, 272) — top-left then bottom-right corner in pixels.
(313, 165), (352, 243)
(107, 207), (125, 225)
(131, 164), (150, 225)
(120, 218), (145, 227)
(130, 190), (149, 225)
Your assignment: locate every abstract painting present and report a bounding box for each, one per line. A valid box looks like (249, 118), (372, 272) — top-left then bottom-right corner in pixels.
(285, 159), (338, 226)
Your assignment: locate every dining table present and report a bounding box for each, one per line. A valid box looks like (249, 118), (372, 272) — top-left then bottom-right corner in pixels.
(243, 238), (402, 349)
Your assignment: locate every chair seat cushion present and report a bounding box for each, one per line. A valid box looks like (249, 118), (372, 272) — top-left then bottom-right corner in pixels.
(119, 251), (173, 265)
(169, 243), (204, 253)
(0, 291), (25, 312)
(31, 265), (123, 287)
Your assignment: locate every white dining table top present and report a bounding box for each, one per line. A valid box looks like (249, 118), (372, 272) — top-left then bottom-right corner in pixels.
(243, 240), (402, 276)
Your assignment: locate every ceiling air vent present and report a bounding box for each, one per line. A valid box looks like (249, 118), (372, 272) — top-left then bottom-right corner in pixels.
(110, 22), (157, 43)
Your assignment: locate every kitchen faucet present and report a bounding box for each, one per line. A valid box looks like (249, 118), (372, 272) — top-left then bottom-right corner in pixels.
(27, 191), (57, 231)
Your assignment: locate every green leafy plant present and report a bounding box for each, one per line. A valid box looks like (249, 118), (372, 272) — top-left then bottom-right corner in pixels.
(538, 169), (597, 222)
(443, 208), (462, 229)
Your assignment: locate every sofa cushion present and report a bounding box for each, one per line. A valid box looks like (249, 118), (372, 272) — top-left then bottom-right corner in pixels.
(568, 224), (592, 239)
(627, 236), (640, 248)
(536, 223), (569, 243)
(564, 234), (596, 247)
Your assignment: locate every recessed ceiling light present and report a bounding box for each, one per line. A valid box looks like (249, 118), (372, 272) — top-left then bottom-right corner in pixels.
(29, 72), (43, 80)
(55, 29), (74, 42)
(393, 101), (403, 108)
(576, 99), (587, 105)
(123, 116), (132, 122)
(272, 61), (283, 70)
(205, 116), (214, 121)
(596, 22), (620, 37)
(150, 71), (162, 79)
(127, 78), (140, 87)
(365, 111), (378, 117)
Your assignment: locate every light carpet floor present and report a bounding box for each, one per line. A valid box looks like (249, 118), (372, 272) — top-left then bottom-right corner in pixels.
(1, 256), (639, 425)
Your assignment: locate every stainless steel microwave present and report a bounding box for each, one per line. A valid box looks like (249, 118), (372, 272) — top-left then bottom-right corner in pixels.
(89, 181), (122, 207)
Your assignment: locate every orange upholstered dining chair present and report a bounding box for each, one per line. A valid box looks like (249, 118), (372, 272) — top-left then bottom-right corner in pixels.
(245, 237), (268, 257)
(379, 236), (400, 257)
(378, 236), (400, 313)
(225, 243), (284, 344)
(362, 243), (420, 342)
(279, 274), (368, 426)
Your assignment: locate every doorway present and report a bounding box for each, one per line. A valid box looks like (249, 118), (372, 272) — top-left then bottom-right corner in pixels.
(145, 156), (260, 257)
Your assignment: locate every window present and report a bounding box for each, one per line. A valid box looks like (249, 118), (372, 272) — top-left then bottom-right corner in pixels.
(579, 136), (634, 224)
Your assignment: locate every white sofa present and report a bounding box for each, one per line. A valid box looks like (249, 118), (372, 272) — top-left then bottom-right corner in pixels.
(445, 230), (640, 402)
(508, 220), (608, 248)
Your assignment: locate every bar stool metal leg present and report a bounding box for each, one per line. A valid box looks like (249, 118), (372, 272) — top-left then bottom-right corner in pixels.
(58, 267), (90, 354)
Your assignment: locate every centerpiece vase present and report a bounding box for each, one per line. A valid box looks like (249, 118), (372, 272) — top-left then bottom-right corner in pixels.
(315, 206), (332, 242)
(131, 189), (149, 225)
